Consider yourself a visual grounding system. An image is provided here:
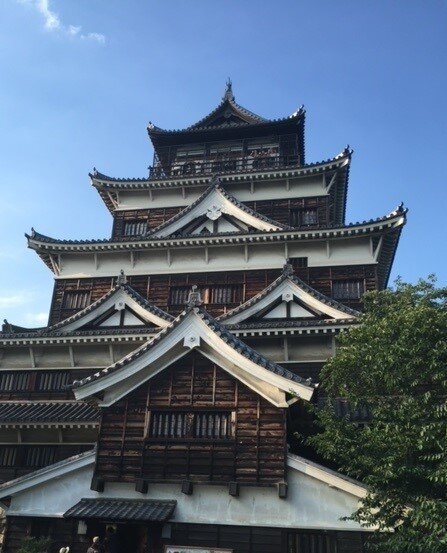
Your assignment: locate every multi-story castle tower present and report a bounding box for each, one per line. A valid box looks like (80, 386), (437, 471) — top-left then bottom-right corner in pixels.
(0, 83), (406, 553)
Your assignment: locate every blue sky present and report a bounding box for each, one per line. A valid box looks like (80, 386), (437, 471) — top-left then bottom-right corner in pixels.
(0, 1), (446, 326)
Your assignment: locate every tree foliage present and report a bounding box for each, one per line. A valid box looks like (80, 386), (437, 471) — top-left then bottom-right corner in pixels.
(309, 277), (447, 552)
(17, 537), (53, 553)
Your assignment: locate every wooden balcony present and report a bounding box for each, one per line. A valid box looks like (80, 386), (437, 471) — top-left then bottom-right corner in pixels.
(149, 153), (301, 179)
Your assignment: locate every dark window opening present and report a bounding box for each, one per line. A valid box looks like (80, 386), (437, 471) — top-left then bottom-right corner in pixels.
(169, 284), (243, 306)
(332, 280), (365, 300)
(288, 531), (337, 553)
(24, 446), (57, 468)
(290, 208), (319, 227)
(0, 447), (17, 467)
(124, 220), (148, 237)
(0, 372), (30, 392)
(148, 411), (234, 440)
(289, 257), (308, 269)
(37, 372), (70, 391)
(62, 291), (90, 310)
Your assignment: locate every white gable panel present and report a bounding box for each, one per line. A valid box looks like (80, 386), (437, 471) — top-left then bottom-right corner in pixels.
(150, 185), (283, 239)
(124, 311), (146, 326)
(263, 302), (315, 319)
(98, 312), (121, 327)
(290, 302), (315, 318)
(222, 278), (356, 325)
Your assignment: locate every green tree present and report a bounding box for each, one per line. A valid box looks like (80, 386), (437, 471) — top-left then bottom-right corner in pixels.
(17, 537), (53, 553)
(310, 278), (447, 552)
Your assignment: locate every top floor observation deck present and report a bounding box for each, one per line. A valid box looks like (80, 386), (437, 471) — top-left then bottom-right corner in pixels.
(149, 134), (301, 179)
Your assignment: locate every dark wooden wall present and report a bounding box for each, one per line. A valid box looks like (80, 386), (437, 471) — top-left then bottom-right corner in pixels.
(48, 264), (377, 324)
(3, 517), (368, 553)
(111, 196), (330, 239)
(95, 351), (286, 485)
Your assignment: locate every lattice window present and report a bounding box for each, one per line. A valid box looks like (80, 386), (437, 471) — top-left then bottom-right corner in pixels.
(36, 372), (70, 391)
(0, 372), (30, 391)
(169, 284), (243, 306)
(289, 257), (308, 269)
(0, 447), (17, 467)
(332, 280), (365, 300)
(62, 291), (90, 310)
(124, 220), (148, 237)
(148, 411), (234, 440)
(290, 208), (318, 227)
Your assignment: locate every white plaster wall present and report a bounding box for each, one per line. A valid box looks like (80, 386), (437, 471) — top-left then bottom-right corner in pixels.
(55, 238), (375, 280)
(8, 464), (364, 531)
(114, 175), (327, 211)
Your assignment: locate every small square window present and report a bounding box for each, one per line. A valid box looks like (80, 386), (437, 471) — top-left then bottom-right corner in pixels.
(332, 280), (364, 300)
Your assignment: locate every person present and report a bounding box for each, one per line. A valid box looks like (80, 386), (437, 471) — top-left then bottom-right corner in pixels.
(87, 537), (100, 553)
(103, 526), (120, 553)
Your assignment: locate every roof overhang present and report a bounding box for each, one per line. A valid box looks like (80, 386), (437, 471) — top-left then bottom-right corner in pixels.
(219, 266), (359, 325)
(73, 308), (315, 407)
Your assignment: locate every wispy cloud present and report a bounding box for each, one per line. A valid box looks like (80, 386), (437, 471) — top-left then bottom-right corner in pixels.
(0, 292), (30, 309)
(23, 312), (48, 326)
(17, 0), (106, 43)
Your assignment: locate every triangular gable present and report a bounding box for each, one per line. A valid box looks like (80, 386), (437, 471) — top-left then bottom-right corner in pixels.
(148, 180), (291, 238)
(72, 303), (315, 408)
(47, 282), (173, 334)
(219, 264), (360, 326)
(187, 81), (268, 130)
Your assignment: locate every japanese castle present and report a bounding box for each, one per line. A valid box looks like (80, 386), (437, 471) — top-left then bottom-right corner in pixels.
(0, 82), (406, 553)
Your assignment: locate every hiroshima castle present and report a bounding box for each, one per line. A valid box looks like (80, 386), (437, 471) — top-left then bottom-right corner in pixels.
(0, 82), (406, 553)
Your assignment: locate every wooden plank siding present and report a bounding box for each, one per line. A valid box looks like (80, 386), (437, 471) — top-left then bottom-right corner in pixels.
(110, 196), (330, 239)
(48, 265), (377, 324)
(95, 351), (287, 485)
(3, 518), (368, 553)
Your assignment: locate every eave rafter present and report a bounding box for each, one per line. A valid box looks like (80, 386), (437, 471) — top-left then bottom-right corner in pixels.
(26, 204), (407, 257)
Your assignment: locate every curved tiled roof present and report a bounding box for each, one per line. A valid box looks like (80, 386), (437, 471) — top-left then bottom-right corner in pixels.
(26, 204), (406, 248)
(90, 149), (350, 188)
(0, 401), (99, 424)
(146, 178), (293, 237)
(147, 82), (303, 135)
(218, 263), (361, 323)
(0, 283), (173, 339)
(72, 304), (316, 391)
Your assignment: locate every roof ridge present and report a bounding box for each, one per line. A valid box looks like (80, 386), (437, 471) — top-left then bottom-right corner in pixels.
(146, 177), (292, 237)
(218, 263), (360, 322)
(1, 280), (173, 338)
(72, 302), (316, 391)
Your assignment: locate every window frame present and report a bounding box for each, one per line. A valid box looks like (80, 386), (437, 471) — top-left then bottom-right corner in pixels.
(146, 409), (236, 442)
(332, 279), (365, 300)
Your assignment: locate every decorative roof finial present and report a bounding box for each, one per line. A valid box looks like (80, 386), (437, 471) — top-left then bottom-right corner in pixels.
(283, 260), (294, 276)
(117, 269), (127, 285)
(187, 285), (202, 307)
(223, 78), (234, 102)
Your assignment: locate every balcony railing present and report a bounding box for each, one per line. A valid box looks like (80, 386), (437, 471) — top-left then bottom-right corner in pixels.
(149, 154), (301, 179)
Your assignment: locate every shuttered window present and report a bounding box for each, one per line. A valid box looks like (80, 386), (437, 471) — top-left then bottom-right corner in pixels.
(148, 411), (234, 440)
(124, 220), (147, 237)
(290, 208), (318, 227)
(62, 291), (90, 310)
(169, 284), (243, 306)
(0, 372), (30, 391)
(36, 372), (70, 391)
(332, 280), (365, 300)
(288, 532), (337, 553)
